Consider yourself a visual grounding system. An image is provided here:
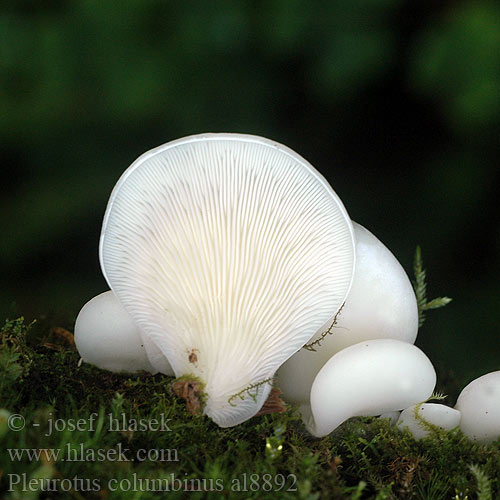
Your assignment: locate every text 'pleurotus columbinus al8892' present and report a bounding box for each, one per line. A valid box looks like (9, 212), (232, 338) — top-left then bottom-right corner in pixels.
(80, 133), (356, 427)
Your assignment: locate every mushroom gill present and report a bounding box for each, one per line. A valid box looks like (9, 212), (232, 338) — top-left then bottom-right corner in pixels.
(99, 133), (355, 427)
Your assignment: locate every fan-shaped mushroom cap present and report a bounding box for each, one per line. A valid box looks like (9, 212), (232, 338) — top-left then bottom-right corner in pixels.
(75, 290), (173, 375)
(99, 133), (355, 427)
(455, 371), (500, 443)
(303, 339), (436, 437)
(277, 222), (418, 405)
(396, 403), (461, 440)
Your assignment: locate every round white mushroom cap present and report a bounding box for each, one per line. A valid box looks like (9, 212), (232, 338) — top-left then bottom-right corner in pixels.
(99, 133), (355, 427)
(277, 221), (419, 405)
(396, 403), (461, 440)
(303, 339), (436, 437)
(74, 290), (173, 375)
(455, 371), (500, 443)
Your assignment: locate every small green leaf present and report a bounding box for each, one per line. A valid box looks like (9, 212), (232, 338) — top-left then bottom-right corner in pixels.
(421, 297), (453, 310)
(412, 246), (452, 327)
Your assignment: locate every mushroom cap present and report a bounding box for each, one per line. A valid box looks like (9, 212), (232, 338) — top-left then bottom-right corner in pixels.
(277, 221), (419, 405)
(396, 403), (461, 440)
(455, 371), (500, 443)
(99, 133), (355, 427)
(305, 339), (436, 437)
(74, 290), (173, 375)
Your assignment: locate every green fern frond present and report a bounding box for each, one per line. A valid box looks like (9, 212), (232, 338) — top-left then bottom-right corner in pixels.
(421, 297), (453, 311)
(348, 481), (367, 500)
(469, 465), (492, 500)
(427, 391), (448, 402)
(413, 246), (427, 315)
(412, 246), (452, 327)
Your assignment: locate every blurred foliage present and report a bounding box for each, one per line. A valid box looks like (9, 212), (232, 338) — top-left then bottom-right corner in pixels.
(0, 0), (499, 383)
(411, 1), (500, 132)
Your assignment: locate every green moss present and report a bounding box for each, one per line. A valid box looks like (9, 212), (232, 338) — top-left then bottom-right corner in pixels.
(228, 377), (273, 407)
(1, 317), (499, 499)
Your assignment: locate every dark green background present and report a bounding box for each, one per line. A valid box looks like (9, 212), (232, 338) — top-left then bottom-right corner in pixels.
(1, 0), (498, 388)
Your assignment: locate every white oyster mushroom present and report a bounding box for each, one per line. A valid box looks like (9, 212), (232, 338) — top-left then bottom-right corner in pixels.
(99, 133), (355, 428)
(455, 371), (500, 443)
(396, 403), (461, 440)
(75, 290), (173, 375)
(277, 221), (419, 405)
(303, 339), (436, 437)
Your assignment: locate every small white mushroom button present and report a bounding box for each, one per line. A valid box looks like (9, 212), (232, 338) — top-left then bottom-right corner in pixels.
(304, 339), (436, 437)
(455, 371), (500, 443)
(75, 290), (173, 375)
(396, 403), (461, 440)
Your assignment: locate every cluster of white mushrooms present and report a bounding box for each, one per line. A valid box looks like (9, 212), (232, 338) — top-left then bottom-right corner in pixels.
(75, 133), (500, 443)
